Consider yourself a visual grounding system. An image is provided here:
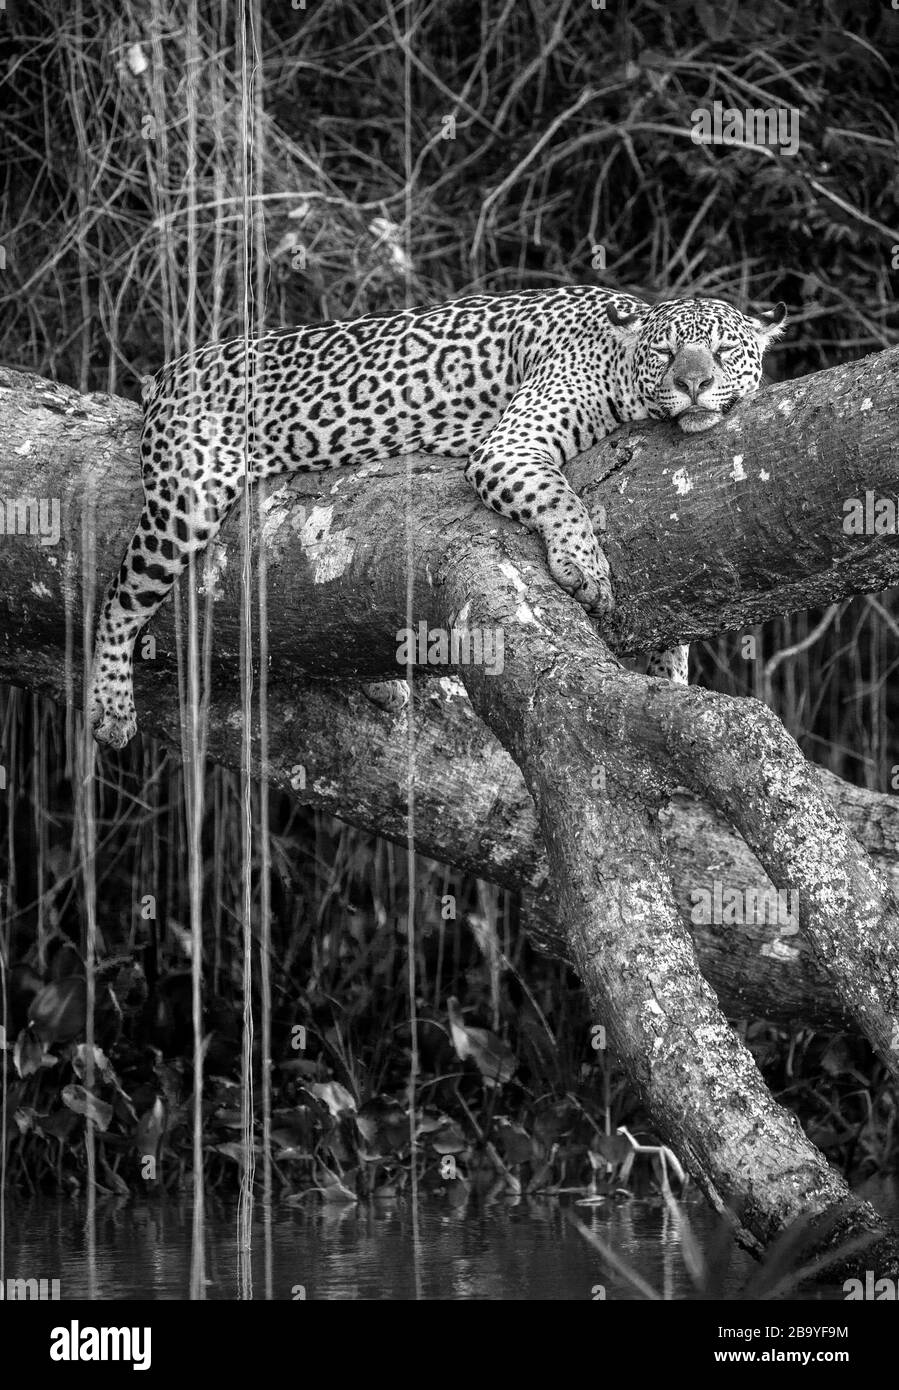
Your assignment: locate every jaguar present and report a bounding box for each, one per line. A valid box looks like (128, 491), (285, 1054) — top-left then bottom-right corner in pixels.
(88, 285), (785, 747)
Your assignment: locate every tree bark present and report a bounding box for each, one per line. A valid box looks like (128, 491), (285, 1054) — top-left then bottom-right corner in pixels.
(2, 360), (899, 1028)
(4, 640), (899, 1031)
(2, 357), (899, 1271)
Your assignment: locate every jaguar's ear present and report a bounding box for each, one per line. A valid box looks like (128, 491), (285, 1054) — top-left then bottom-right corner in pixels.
(754, 301), (787, 342)
(605, 301), (645, 344)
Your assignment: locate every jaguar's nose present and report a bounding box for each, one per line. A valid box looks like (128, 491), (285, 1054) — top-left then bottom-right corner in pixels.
(671, 345), (716, 403)
(673, 370), (714, 401)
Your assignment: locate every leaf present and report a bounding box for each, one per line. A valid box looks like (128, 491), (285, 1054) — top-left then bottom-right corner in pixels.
(495, 1120), (533, 1165)
(213, 1108), (245, 1129)
(72, 1043), (113, 1081)
(135, 1097), (166, 1157)
(354, 1113), (379, 1147)
(307, 1081), (356, 1117)
(415, 1113), (451, 1135)
(278, 1058), (321, 1078)
(73, 1045), (137, 1122)
(430, 1122), (468, 1156)
(100, 1159), (131, 1197)
(61, 1084), (113, 1131)
(13, 1027), (56, 1078)
(35, 1108), (79, 1142)
(167, 920), (194, 959)
(28, 977), (87, 1046)
(317, 1168), (357, 1204)
(215, 1140), (263, 1166)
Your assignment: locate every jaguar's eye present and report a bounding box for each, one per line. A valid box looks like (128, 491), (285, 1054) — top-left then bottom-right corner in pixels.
(714, 343), (739, 364)
(651, 346), (674, 361)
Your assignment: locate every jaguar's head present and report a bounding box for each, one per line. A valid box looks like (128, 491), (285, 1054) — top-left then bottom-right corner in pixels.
(608, 296), (787, 434)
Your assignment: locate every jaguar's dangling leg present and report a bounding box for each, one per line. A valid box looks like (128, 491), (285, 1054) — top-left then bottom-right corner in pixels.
(88, 449), (243, 748)
(646, 644), (689, 686)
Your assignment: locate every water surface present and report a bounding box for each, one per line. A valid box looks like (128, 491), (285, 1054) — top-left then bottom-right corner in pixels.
(2, 1195), (765, 1300)
(10, 1176), (897, 1301)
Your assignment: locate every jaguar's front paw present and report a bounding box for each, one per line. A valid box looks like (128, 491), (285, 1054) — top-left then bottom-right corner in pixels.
(546, 535), (614, 617)
(88, 681), (138, 749)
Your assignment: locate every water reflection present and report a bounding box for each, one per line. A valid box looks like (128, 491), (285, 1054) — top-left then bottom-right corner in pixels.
(12, 1172), (895, 1300)
(2, 1195), (762, 1300)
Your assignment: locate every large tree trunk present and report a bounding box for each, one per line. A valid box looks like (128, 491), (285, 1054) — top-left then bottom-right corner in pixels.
(2, 360), (899, 1028)
(2, 355), (899, 1271)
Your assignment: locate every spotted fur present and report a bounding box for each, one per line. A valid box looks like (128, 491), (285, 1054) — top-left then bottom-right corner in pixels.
(88, 286), (785, 747)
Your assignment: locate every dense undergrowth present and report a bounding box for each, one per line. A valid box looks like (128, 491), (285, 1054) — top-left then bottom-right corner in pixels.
(1, 0), (899, 1201)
